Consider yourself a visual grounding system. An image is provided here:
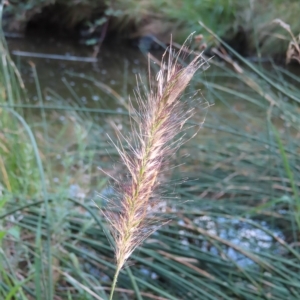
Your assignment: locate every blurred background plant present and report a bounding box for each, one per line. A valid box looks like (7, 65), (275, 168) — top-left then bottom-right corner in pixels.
(0, 0), (300, 299)
(3, 0), (300, 57)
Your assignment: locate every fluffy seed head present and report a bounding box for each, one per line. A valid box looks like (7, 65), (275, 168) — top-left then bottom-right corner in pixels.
(103, 41), (209, 271)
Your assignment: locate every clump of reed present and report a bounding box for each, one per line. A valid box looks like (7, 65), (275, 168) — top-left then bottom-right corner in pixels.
(103, 41), (209, 299)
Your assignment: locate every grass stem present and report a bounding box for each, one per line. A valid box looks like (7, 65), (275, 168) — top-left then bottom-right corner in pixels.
(109, 267), (121, 300)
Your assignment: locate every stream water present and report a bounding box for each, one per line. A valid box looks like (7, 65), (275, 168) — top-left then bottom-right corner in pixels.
(8, 34), (147, 110)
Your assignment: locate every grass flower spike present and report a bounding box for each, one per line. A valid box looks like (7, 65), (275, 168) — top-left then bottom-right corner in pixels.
(104, 41), (209, 299)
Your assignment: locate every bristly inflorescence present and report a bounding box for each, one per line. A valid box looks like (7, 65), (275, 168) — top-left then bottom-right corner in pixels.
(103, 40), (209, 276)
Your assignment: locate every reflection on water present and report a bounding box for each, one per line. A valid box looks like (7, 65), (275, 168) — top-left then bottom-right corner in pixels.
(8, 34), (148, 112)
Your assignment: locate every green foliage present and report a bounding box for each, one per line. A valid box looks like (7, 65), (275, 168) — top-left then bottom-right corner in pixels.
(233, 0), (300, 55)
(0, 43), (41, 196)
(148, 0), (237, 39)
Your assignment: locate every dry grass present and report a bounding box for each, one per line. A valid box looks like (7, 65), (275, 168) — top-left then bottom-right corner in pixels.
(102, 39), (209, 299)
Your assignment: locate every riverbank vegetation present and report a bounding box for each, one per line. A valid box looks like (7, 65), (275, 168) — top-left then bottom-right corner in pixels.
(1, 2), (300, 299)
(3, 0), (300, 58)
